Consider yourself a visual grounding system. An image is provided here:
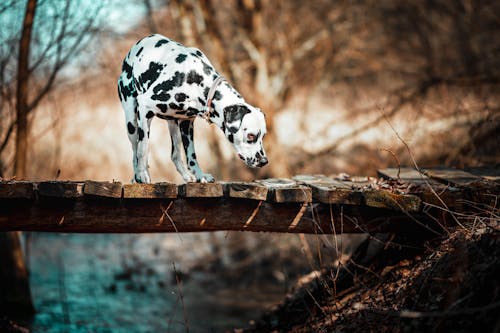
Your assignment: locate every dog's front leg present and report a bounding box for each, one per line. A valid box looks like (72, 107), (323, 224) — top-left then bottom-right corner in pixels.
(135, 112), (152, 183)
(179, 120), (215, 183)
(167, 119), (196, 183)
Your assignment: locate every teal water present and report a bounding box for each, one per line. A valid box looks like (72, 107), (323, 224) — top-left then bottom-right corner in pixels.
(26, 232), (303, 333)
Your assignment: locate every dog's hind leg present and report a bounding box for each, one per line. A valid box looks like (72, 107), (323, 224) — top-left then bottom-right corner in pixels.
(134, 104), (153, 183)
(179, 119), (215, 183)
(167, 119), (196, 183)
(119, 77), (141, 183)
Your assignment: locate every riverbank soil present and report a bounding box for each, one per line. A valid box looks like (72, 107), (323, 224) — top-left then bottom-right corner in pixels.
(245, 223), (499, 332)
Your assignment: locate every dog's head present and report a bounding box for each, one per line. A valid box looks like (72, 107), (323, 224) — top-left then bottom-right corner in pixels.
(223, 104), (268, 168)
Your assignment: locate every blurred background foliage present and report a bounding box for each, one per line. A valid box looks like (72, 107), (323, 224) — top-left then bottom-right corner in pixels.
(1, 0), (498, 182)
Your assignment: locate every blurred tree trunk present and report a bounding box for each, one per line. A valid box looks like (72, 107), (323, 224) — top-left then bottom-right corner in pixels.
(15, 0), (37, 178)
(0, 232), (35, 316)
(3, 1), (37, 319)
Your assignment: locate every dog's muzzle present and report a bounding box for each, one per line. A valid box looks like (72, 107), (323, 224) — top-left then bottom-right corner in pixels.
(238, 154), (268, 168)
(257, 156), (268, 167)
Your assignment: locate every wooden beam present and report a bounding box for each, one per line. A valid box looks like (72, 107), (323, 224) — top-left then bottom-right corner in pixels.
(0, 197), (431, 234)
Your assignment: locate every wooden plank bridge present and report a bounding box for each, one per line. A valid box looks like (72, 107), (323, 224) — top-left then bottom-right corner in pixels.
(0, 167), (498, 235)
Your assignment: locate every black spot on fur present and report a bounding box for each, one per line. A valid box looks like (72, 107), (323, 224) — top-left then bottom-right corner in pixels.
(180, 123), (190, 147)
(179, 120), (190, 134)
(155, 39), (169, 47)
(117, 85), (122, 101)
(213, 91), (222, 101)
(224, 105), (251, 124)
(189, 161), (195, 167)
(227, 126), (239, 134)
(201, 61), (212, 75)
(146, 111), (155, 119)
(186, 107), (198, 117)
(136, 47), (143, 57)
(151, 71), (185, 101)
(196, 50), (203, 57)
(127, 122), (135, 134)
(209, 110), (220, 118)
(198, 97), (206, 106)
(156, 103), (169, 113)
(169, 102), (183, 110)
(191, 153), (197, 160)
(119, 80), (137, 101)
(137, 62), (164, 92)
(138, 128), (145, 141)
(156, 114), (175, 120)
(122, 60), (133, 79)
(175, 93), (188, 102)
(228, 134), (234, 143)
(186, 70), (203, 85)
(203, 87), (210, 99)
(175, 54), (187, 63)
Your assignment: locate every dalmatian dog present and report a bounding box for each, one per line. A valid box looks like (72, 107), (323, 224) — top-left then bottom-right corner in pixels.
(118, 34), (268, 183)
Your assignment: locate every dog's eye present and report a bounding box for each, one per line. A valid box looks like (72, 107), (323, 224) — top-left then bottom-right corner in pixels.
(247, 133), (256, 143)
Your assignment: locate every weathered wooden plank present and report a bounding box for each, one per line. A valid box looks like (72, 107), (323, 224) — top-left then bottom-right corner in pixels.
(123, 183), (177, 199)
(257, 178), (312, 203)
(223, 182), (268, 200)
(377, 168), (436, 185)
(37, 181), (84, 198)
(179, 182), (223, 198)
(0, 182), (34, 199)
(424, 167), (481, 187)
(378, 167), (466, 209)
(464, 166), (500, 183)
(293, 175), (361, 204)
(83, 181), (123, 198)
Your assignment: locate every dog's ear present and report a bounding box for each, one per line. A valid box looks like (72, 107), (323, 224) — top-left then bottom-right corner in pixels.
(223, 105), (251, 134)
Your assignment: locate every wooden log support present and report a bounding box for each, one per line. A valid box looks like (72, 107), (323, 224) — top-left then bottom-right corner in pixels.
(83, 180), (122, 198)
(123, 183), (177, 199)
(223, 182), (268, 200)
(363, 190), (421, 212)
(0, 197), (428, 234)
(257, 178), (312, 203)
(0, 181), (34, 199)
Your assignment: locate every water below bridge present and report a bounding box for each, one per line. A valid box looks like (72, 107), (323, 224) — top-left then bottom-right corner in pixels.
(25, 231), (347, 332)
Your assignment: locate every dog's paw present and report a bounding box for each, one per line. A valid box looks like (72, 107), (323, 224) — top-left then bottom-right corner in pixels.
(197, 173), (215, 183)
(134, 170), (151, 183)
(182, 171), (197, 183)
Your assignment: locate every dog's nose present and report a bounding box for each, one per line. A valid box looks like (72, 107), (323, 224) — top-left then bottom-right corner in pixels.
(259, 157), (268, 167)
